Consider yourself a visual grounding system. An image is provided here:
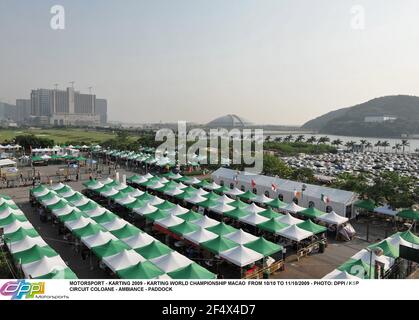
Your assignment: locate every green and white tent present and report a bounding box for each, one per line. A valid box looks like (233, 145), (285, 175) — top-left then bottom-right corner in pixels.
(117, 261), (165, 279)
(168, 263), (216, 279)
(135, 241), (173, 259)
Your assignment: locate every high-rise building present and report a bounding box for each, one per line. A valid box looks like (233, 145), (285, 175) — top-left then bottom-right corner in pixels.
(95, 99), (108, 124)
(15, 99), (31, 123)
(0, 102), (17, 121)
(30, 87), (100, 126)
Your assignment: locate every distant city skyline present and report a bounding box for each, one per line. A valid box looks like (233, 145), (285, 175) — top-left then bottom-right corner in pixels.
(2, 1), (419, 125)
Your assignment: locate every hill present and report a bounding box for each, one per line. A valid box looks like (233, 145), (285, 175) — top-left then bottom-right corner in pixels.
(302, 95), (419, 137)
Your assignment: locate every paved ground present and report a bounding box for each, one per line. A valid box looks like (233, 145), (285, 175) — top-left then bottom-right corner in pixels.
(0, 164), (404, 279)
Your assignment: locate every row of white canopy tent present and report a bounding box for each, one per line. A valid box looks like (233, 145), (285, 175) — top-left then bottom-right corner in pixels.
(122, 174), (322, 243)
(131, 172), (349, 226)
(91, 179), (280, 268)
(0, 194), (77, 279)
(31, 183), (215, 279)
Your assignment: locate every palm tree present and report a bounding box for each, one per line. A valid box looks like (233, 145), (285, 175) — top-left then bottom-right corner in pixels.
(393, 143), (402, 154)
(283, 135), (294, 143)
(375, 141), (382, 152)
(318, 136), (330, 144)
(306, 136), (317, 144)
(365, 142), (373, 151)
(331, 139), (343, 148)
(359, 139), (367, 152)
(295, 135), (305, 143)
(265, 135), (271, 142)
(401, 139), (410, 153)
(274, 137), (283, 143)
(381, 141), (390, 153)
(345, 141), (356, 151)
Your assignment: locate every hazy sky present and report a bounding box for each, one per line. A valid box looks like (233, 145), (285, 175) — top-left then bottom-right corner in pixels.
(1, 0), (419, 125)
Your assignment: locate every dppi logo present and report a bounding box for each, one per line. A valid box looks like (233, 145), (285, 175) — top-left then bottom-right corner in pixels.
(0, 280), (45, 300)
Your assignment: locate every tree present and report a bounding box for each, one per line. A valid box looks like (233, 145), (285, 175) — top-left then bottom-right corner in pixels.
(274, 137), (282, 143)
(375, 141), (382, 152)
(15, 135), (55, 152)
(331, 139), (343, 148)
(317, 136), (330, 144)
(306, 136), (317, 144)
(401, 139), (410, 153)
(392, 144), (401, 154)
(359, 139), (367, 152)
(265, 135), (271, 142)
(365, 142), (373, 151)
(290, 168), (316, 184)
(283, 135), (294, 143)
(295, 135), (305, 143)
(263, 155), (293, 178)
(381, 141), (390, 153)
(345, 141), (356, 151)
(331, 173), (369, 195)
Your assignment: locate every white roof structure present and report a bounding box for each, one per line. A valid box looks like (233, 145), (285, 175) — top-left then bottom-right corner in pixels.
(3, 220), (33, 234)
(131, 176), (148, 184)
(205, 182), (221, 190)
(65, 216), (93, 231)
(122, 233), (155, 249)
(83, 206), (107, 218)
(225, 187), (244, 196)
(128, 189), (144, 197)
(102, 218), (128, 231)
(183, 227), (218, 244)
(245, 203), (266, 214)
(116, 195), (137, 206)
(167, 205), (189, 216)
(388, 233), (419, 250)
(147, 196), (165, 206)
(9, 237), (48, 254)
(351, 249), (394, 271)
(42, 195), (61, 206)
(185, 177), (201, 185)
(150, 252), (193, 273)
(51, 205), (77, 217)
(276, 213), (304, 225)
(165, 188), (184, 197)
(254, 194), (274, 204)
(32, 188), (50, 198)
(134, 204), (158, 216)
(374, 206), (398, 217)
(158, 177), (170, 184)
(282, 202), (306, 213)
(72, 197), (90, 207)
(192, 215), (220, 229)
(177, 182), (188, 189)
(217, 195), (235, 204)
(220, 245), (264, 267)
(49, 183), (65, 191)
(211, 203), (235, 214)
(155, 215), (184, 229)
(100, 188), (119, 197)
(82, 231), (117, 249)
(0, 208), (24, 219)
(195, 188), (209, 196)
(277, 225), (314, 242)
(317, 211), (349, 225)
(212, 167), (358, 206)
(100, 177), (114, 185)
(186, 194), (207, 204)
(225, 229), (259, 245)
(88, 181), (104, 190)
(171, 173), (183, 180)
(60, 189), (76, 198)
(102, 250), (146, 272)
(143, 173), (154, 179)
(114, 183), (128, 191)
(239, 213), (270, 226)
(148, 181), (165, 190)
(21, 256), (67, 279)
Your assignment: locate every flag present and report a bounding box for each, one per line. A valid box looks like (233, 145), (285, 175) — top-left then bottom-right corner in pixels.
(251, 179), (256, 188)
(321, 194), (330, 204)
(271, 183), (277, 192)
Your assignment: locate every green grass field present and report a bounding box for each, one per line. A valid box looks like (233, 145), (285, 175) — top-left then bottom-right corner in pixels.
(0, 128), (119, 144)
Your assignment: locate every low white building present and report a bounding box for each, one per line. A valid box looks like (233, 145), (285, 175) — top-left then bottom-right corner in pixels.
(364, 115), (397, 123)
(211, 168), (358, 219)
